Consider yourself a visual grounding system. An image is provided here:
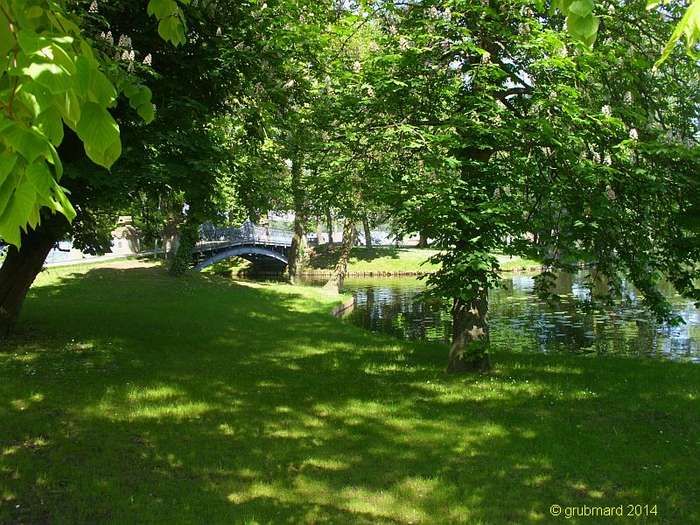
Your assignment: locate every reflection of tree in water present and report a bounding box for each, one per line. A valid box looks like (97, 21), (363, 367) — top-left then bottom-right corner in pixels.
(344, 273), (699, 362)
(350, 284), (451, 343)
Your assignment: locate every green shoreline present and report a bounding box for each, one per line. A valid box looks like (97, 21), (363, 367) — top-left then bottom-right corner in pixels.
(1, 260), (698, 524)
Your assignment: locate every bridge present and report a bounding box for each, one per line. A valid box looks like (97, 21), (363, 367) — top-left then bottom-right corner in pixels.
(193, 223), (295, 271)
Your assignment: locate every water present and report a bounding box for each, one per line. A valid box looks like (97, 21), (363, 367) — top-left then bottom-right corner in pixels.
(311, 273), (699, 363)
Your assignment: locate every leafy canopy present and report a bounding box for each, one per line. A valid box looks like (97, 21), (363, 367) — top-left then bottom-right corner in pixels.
(0, 0), (187, 246)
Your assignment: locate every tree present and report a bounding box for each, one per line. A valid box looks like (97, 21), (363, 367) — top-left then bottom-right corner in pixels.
(0, 0), (280, 333)
(0, 0), (190, 247)
(355, 0), (699, 372)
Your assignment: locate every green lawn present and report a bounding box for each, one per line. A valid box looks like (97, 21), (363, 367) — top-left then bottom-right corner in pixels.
(306, 246), (541, 275)
(1, 262), (698, 524)
(306, 246), (441, 274)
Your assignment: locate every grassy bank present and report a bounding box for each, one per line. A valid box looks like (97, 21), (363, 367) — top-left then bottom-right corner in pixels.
(1, 262), (698, 524)
(305, 246), (541, 275)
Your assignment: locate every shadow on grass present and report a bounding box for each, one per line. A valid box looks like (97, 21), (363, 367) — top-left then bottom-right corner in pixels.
(306, 246), (402, 271)
(0, 267), (698, 523)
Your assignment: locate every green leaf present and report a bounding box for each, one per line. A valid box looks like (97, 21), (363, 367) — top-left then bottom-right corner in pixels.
(568, 0), (594, 18)
(123, 83), (155, 123)
(137, 102), (155, 123)
(25, 161), (52, 202)
(567, 13), (600, 40)
(49, 181), (76, 220)
(0, 177), (36, 246)
(75, 57), (118, 107)
(55, 90), (81, 126)
(147, 0), (180, 19)
(158, 16), (186, 46)
(0, 9), (13, 61)
(21, 63), (72, 94)
(75, 102), (121, 168)
(0, 151), (18, 187)
(654, 0), (700, 68)
(35, 106), (64, 145)
(3, 123), (51, 163)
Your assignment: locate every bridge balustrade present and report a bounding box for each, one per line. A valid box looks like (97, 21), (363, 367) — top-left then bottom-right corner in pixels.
(197, 224), (294, 247)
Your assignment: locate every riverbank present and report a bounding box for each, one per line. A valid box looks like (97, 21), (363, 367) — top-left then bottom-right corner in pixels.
(304, 246), (541, 276)
(1, 261), (698, 523)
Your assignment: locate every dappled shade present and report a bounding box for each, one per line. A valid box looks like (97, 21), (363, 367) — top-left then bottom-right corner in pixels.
(1, 266), (698, 523)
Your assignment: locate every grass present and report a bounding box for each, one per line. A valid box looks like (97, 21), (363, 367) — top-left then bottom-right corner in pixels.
(496, 254), (542, 272)
(306, 246), (440, 274)
(306, 246), (541, 275)
(0, 261), (698, 524)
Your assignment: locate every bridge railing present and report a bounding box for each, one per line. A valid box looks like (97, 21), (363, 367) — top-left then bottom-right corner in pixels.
(198, 223), (294, 246)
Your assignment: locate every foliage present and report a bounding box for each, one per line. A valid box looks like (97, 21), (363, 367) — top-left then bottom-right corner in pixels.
(0, 0), (188, 246)
(347, 0), (699, 325)
(650, 0), (700, 67)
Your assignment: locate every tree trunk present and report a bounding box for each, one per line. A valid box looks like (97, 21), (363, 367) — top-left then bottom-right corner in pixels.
(324, 218), (355, 292)
(326, 209), (334, 247)
(315, 218), (323, 247)
(169, 218), (199, 275)
(288, 215), (306, 283)
(417, 230), (429, 248)
(447, 290), (491, 373)
(0, 214), (68, 337)
(287, 156), (306, 283)
(362, 215), (372, 250)
(162, 217), (180, 261)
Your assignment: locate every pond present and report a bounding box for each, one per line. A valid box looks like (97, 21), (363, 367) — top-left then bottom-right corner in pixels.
(303, 273), (700, 363)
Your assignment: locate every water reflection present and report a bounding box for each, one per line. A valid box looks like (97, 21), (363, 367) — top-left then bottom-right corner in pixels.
(322, 273), (699, 363)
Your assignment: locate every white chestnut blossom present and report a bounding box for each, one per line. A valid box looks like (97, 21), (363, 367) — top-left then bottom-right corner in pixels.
(143, 53), (152, 66)
(89, 0), (98, 13)
(117, 34), (132, 48)
(629, 128), (639, 140)
(624, 91), (633, 104)
(352, 60), (362, 73)
(606, 185), (617, 201)
(601, 105), (612, 117)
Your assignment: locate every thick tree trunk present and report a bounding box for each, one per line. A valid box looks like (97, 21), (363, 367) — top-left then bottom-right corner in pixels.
(447, 290), (491, 373)
(417, 230), (429, 248)
(0, 214), (68, 337)
(287, 215), (306, 283)
(287, 156), (306, 283)
(362, 215), (372, 250)
(324, 218), (355, 292)
(326, 209), (334, 247)
(162, 218), (180, 261)
(169, 218), (199, 275)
